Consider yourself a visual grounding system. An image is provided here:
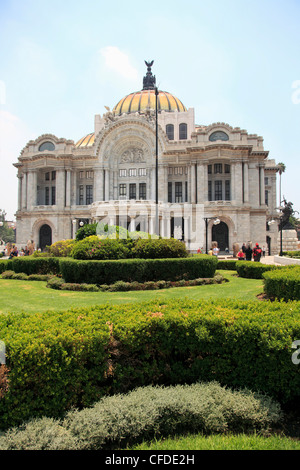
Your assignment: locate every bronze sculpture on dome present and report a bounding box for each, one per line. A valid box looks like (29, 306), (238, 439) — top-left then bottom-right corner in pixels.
(143, 60), (156, 90)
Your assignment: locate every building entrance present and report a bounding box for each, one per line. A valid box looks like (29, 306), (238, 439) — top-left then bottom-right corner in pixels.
(212, 221), (229, 252)
(39, 224), (52, 251)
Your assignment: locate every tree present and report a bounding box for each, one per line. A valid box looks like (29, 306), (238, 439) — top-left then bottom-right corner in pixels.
(277, 162), (286, 206)
(0, 210), (16, 244)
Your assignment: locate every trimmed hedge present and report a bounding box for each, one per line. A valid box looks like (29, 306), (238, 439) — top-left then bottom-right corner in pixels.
(236, 261), (279, 279)
(216, 259), (237, 270)
(282, 251), (300, 259)
(0, 257), (60, 275)
(59, 256), (217, 284)
(263, 266), (300, 301)
(0, 382), (282, 450)
(0, 298), (299, 430)
(71, 236), (188, 260)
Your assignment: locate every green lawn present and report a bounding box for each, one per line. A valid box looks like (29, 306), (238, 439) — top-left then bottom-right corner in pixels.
(132, 432), (300, 450)
(0, 270), (264, 314)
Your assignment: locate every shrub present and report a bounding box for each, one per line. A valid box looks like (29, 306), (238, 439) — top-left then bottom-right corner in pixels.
(217, 259), (237, 270)
(48, 240), (76, 257)
(4, 257), (60, 275)
(0, 382), (282, 450)
(236, 261), (279, 279)
(71, 236), (132, 260)
(263, 266), (300, 301)
(0, 299), (299, 430)
(131, 238), (188, 259)
(1, 270), (16, 279)
(75, 223), (98, 241)
(59, 256), (217, 285)
(282, 251), (300, 259)
(46, 276), (65, 290)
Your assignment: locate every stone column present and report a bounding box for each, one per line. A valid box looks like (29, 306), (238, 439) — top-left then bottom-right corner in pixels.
(105, 169), (110, 201)
(243, 162), (249, 203)
(28, 170), (37, 209)
(94, 169), (104, 202)
(234, 162), (243, 204)
(190, 162), (196, 204)
(65, 170), (71, 207)
(260, 166), (265, 205)
(18, 175), (22, 210)
(21, 172), (27, 209)
(56, 170), (65, 209)
(197, 163), (205, 204)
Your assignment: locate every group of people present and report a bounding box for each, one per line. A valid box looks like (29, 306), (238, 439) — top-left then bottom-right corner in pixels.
(1, 240), (35, 259)
(237, 242), (265, 262)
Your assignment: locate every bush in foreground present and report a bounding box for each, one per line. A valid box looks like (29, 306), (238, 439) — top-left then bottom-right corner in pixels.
(0, 382), (282, 450)
(263, 266), (300, 301)
(0, 298), (299, 430)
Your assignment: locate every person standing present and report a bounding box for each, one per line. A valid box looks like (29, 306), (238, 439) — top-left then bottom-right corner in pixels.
(253, 243), (262, 262)
(245, 243), (253, 261)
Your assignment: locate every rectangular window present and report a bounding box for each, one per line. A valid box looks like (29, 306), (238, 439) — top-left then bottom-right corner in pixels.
(214, 164), (222, 174)
(225, 180), (231, 201)
(265, 190), (269, 206)
(179, 123), (187, 140)
(119, 183), (126, 198)
(45, 172), (50, 181)
(185, 181), (188, 202)
(119, 169), (127, 177)
(139, 183), (146, 200)
(129, 183), (136, 199)
(51, 186), (56, 205)
(79, 185), (84, 205)
(208, 165), (212, 174)
(45, 187), (49, 205)
(51, 171), (56, 181)
(208, 181), (212, 201)
(225, 164), (230, 174)
(265, 177), (269, 185)
(86, 185), (93, 204)
(86, 171), (94, 179)
(166, 124), (174, 140)
(168, 182), (172, 203)
(129, 168), (137, 177)
(138, 168), (146, 176)
(175, 182), (183, 203)
(215, 180), (222, 200)
(168, 167), (173, 175)
(79, 171), (84, 179)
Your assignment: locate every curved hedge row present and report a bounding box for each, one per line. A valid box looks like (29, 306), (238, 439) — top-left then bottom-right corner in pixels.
(263, 266), (300, 301)
(59, 256), (217, 284)
(0, 298), (299, 430)
(236, 261), (279, 279)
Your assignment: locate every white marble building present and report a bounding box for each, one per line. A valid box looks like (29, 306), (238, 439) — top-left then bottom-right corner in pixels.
(14, 62), (280, 254)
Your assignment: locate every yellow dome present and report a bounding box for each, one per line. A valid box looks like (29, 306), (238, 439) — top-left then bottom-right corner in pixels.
(75, 132), (95, 148)
(113, 89), (187, 115)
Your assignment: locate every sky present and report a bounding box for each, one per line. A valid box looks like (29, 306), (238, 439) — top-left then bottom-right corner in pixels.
(0, 0), (299, 220)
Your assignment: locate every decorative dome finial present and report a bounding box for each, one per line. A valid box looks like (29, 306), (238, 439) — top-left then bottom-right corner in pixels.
(143, 60), (156, 90)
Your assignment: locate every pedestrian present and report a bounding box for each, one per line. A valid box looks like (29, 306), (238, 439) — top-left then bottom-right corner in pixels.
(245, 243), (253, 261)
(242, 243), (246, 253)
(237, 249), (245, 260)
(262, 245), (266, 257)
(253, 243), (262, 262)
(212, 246), (220, 257)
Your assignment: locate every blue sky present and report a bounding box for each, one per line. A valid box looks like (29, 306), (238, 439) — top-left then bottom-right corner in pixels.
(0, 0), (299, 220)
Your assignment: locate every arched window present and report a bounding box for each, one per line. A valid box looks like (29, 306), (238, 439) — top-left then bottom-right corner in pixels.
(209, 131), (229, 142)
(39, 141), (55, 152)
(166, 124), (174, 140)
(179, 123), (187, 140)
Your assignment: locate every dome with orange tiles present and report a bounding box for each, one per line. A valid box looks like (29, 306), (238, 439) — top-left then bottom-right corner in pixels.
(112, 89), (187, 115)
(75, 132), (95, 148)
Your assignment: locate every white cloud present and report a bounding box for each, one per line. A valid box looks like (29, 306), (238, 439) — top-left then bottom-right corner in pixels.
(0, 110), (34, 220)
(100, 46), (139, 81)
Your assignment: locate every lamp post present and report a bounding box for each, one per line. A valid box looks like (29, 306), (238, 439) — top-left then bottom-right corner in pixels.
(155, 86), (159, 236)
(203, 217), (220, 254)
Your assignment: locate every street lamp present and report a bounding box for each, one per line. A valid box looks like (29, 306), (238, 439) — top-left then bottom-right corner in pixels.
(155, 86), (159, 236)
(203, 217), (220, 254)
